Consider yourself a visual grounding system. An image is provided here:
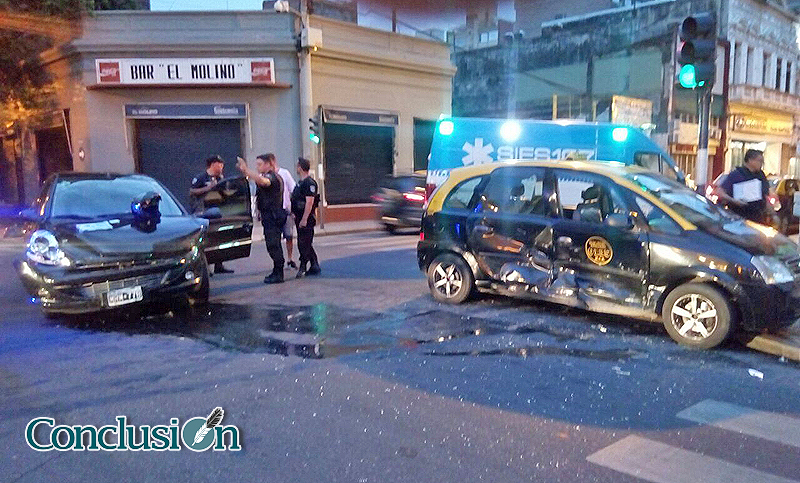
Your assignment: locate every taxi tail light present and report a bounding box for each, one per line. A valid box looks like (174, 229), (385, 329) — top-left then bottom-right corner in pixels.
(425, 183), (436, 201)
(403, 192), (425, 203)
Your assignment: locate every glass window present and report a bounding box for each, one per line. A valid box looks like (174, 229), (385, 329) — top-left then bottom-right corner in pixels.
(634, 152), (660, 172)
(479, 167), (548, 216)
(443, 176), (486, 210)
(635, 197), (682, 235)
(51, 176), (184, 219)
(625, 173), (738, 226)
(555, 171), (626, 224)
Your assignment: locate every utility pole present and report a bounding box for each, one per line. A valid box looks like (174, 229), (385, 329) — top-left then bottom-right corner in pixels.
(298, 0), (314, 161)
(696, 88), (711, 185)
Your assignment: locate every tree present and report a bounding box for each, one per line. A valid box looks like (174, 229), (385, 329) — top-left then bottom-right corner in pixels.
(0, 0), (138, 124)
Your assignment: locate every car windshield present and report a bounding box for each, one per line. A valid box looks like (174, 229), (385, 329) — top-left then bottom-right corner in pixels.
(626, 173), (738, 226)
(50, 176), (184, 219)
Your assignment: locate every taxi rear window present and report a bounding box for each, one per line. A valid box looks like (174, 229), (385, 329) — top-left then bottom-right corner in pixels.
(443, 176), (487, 210)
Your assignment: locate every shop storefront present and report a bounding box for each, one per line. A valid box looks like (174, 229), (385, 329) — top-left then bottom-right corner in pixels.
(727, 104), (797, 176)
(6, 10), (454, 223)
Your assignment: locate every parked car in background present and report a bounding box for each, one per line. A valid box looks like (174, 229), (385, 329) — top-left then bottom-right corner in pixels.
(15, 173), (252, 316)
(372, 172), (426, 233)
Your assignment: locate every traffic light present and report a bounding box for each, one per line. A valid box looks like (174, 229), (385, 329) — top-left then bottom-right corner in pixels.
(678, 12), (717, 89)
(308, 117), (320, 144)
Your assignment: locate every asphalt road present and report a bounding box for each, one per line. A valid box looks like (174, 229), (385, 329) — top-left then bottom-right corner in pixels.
(0, 230), (799, 483)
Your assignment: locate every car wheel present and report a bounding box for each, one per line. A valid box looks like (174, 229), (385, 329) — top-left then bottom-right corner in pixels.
(427, 253), (474, 304)
(662, 283), (733, 349)
(384, 224), (397, 234)
(187, 257), (210, 306)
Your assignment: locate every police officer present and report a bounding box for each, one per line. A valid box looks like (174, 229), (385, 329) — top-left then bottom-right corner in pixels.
(291, 157), (320, 278)
(190, 155), (233, 275)
(237, 153), (286, 284)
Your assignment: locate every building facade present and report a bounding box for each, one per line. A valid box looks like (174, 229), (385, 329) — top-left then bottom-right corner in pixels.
(724, 0), (800, 176)
(452, 0), (800, 182)
(1, 9), (454, 221)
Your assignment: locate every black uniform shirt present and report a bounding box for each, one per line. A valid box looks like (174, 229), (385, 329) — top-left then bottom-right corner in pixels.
(256, 171), (284, 222)
(291, 176), (319, 222)
(190, 171), (222, 213)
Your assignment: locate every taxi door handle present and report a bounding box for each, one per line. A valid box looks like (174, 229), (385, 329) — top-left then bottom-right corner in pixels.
(474, 224), (493, 235)
(556, 236), (573, 247)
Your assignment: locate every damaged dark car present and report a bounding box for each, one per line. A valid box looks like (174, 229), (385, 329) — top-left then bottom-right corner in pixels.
(418, 160), (800, 349)
(15, 173), (252, 316)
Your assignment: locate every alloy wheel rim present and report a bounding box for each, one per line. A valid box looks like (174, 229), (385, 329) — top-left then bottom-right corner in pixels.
(670, 293), (718, 340)
(433, 262), (463, 298)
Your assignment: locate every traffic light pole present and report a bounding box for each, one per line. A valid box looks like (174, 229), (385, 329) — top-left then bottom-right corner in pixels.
(695, 87), (711, 186)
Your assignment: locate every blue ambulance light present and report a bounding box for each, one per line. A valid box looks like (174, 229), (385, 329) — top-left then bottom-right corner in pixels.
(500, 120), (522, 142)
(612, 127), (629, 142)
(438, 120), (454, 136)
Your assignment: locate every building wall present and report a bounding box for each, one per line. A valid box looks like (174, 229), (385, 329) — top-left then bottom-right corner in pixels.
(309, 16), (454, 175)
(43, 11), (302, 175)
(514, 0), (619, 37)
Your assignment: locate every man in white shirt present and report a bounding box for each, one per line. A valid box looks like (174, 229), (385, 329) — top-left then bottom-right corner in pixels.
(277, 164), (298, 268)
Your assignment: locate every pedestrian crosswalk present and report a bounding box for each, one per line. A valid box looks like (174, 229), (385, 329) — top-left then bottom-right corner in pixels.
(316, 234), (418, 252)
(587, 399), (800, 483)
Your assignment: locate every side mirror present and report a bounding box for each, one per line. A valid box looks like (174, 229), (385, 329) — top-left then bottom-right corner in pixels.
(199, 207), (222, 220)
(18, 207), (40, 223)
(605, 213), (634, 229)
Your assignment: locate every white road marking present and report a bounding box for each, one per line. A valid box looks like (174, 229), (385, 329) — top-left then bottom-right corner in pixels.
(677, 399), (800, 449)
(317, 236), (417, 248)
(319, 238), (417, 251)
(587, 435), (799, 483)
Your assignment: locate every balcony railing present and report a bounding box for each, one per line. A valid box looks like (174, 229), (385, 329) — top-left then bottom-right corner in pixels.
(729, 84), (800, 113)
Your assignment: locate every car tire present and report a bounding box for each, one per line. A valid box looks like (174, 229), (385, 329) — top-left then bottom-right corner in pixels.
(661, 283), (733, 349)
(427, 253), (474, 304)
(187, 257), (210, 306)
(384, 224), (397, 234)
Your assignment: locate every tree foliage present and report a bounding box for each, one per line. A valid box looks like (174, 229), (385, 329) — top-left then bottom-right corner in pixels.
(0, 0), (139, 123)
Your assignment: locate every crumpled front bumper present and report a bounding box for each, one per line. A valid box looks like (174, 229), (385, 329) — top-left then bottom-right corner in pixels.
(16, 252), (206, 314)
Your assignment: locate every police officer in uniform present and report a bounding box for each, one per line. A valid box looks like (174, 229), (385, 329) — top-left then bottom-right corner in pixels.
(237, 153), (286, 284)
(189, 155), (233, 275)
(291, 157), (320, 278)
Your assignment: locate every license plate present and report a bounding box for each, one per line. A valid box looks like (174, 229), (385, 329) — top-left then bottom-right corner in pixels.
(106, 286), (143, 307)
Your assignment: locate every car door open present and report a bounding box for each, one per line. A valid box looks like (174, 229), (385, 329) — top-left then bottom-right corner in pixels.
(199, 175), (253, 264)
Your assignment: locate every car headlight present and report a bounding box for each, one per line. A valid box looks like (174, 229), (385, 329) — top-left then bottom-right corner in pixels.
(751, 255), (794, 284)
(26, 230), (71, 267)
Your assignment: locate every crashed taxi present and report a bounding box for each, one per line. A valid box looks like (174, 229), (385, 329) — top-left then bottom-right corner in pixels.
(417, 160), (800, 349)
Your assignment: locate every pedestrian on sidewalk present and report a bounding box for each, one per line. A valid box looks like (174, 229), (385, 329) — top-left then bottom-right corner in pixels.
(291, 157), (320, 278)
(189, 155), (233, 275)
(237, 153), (287, 284)
(714, 149), (776, 225)
(277, 162), (298, 269)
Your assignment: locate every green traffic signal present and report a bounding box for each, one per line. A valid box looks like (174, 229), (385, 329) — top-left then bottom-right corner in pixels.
(309, 132), (320, 144)
(679, 64), (697, 88)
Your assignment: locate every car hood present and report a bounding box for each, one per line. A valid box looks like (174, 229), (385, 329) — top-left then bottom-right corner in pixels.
(46, 216), (205, 262)
(697, 218), (797, 257)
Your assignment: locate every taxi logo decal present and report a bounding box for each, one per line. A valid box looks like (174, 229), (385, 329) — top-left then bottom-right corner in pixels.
(585, 236), (613, 266)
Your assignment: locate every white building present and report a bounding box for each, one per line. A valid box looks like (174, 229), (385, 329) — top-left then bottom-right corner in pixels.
(726, 0), (800, 176)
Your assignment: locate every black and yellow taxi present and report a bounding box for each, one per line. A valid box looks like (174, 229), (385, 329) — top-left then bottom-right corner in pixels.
(417, 160), (800, 349)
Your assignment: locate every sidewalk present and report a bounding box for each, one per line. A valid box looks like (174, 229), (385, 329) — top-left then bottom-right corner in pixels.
(251, 219), (382, 242)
